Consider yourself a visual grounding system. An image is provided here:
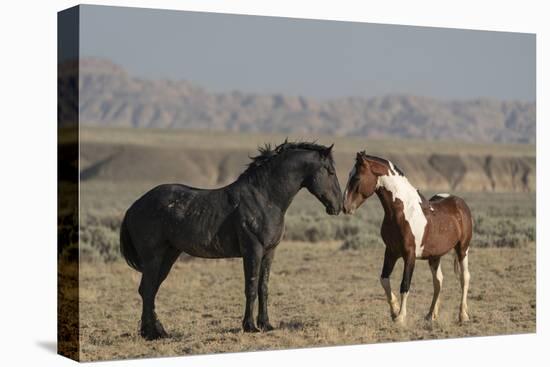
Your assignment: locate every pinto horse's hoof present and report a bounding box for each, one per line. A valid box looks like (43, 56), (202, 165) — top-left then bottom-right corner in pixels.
(425, 312), (439, 321)
(459, 313), (470, 323)
(389, 301), (400, 319)
(393, 314), (406, 324)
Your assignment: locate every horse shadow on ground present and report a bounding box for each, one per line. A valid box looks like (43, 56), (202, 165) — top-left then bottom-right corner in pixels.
(219, 319), (316, 334)
(278, 320), (308, 331)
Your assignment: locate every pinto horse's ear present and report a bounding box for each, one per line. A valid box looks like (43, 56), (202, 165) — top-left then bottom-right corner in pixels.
(356, 151), (369, 167)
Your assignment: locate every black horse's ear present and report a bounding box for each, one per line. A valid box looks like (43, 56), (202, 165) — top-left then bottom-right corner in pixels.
(322, 144), (334, 157)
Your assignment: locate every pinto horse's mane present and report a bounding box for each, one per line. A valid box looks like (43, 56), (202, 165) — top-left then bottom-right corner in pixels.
(358, 151), (405, 176)
(239, 140), (332, 179)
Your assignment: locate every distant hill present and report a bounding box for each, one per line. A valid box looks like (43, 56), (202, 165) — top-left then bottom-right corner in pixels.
(78, 128), (535, 193)
(62, 59), (536, 144)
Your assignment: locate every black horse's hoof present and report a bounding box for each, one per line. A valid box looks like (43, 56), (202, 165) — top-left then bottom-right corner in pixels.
(154, 319), (168, 337)
(141, 320), (168, 340)
(242, 321), (260, 333)
(141, 328), (166, 340)
(257, 320), (275, 332)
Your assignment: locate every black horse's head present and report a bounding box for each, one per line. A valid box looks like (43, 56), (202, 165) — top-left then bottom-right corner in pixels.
(241, 140), (343, 215)
(302, 144), (343, 215)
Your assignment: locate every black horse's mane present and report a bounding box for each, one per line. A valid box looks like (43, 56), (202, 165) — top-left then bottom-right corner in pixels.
(240, 140), (331, 179)
(358, 151), (405, 176)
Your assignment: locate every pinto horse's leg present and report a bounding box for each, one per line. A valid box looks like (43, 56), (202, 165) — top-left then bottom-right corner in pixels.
(458, 251), (471, 322)
(380, 248), (400, 319)
(257, 249), (275, 331)
(395, 251), (415, 324)
(426, 257), (443, 320)
(241, 239), (264, 333)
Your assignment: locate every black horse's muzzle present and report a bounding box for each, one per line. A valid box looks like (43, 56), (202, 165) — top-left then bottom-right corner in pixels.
(325, 202), (342, 216)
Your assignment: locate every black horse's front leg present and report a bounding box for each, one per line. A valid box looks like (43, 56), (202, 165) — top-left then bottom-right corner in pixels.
(257, 249), (275, 331)
(241, 241), (263, 332)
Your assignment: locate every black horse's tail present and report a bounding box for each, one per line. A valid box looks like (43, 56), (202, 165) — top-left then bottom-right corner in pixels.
(120, 214), (142, 272)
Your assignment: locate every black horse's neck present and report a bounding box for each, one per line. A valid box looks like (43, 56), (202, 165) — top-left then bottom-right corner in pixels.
(236, 150), (313, 213)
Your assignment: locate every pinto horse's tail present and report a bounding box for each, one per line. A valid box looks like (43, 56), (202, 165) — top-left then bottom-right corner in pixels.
(453, 253), (460, 277)
(120, 214), (143, 272)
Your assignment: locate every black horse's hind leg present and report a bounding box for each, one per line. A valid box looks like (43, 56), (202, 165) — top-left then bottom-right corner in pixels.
(139, 256), (164, 340)
(139, 246), (181, 340)
(241, 239), (264, 333)
(257, 249), (275, 331)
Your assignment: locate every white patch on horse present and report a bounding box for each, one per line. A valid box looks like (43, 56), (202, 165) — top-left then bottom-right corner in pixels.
(388, 160), (398, 175)
(435, 193), (450, 198)
(376, 161), (427, 258)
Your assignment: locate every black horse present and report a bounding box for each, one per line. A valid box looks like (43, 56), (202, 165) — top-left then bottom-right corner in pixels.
(120, 141), (343, 339)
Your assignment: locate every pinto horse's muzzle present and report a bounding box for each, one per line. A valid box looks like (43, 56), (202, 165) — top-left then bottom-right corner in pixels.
(342, 204), (355, 215)
(342, 195), (357, 215)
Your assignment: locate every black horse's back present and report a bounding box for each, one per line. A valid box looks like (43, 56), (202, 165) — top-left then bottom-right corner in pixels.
(121, 183), (242, 261)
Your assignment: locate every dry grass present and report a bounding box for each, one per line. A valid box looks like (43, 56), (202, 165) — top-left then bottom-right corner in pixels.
(72, 129), (536, 361)
(79, 241), (535, 361)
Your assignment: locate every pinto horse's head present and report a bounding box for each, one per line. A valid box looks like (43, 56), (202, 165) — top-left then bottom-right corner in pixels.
(343, 151), (384, 215)
(303, 144), (343, 216)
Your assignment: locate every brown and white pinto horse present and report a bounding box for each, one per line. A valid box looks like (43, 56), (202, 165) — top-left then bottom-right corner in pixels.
(343, 151), (473, 323)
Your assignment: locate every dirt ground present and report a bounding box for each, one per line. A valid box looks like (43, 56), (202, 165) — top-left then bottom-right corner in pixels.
(78, 241), (535, 361)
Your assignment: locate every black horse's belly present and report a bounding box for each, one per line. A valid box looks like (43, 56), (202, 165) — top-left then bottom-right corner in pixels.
(179, 233), (242, 259)
(168, 209), (242, 259)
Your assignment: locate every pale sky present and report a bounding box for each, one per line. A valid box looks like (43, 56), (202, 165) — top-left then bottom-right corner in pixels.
(77, 5), (535, 101)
